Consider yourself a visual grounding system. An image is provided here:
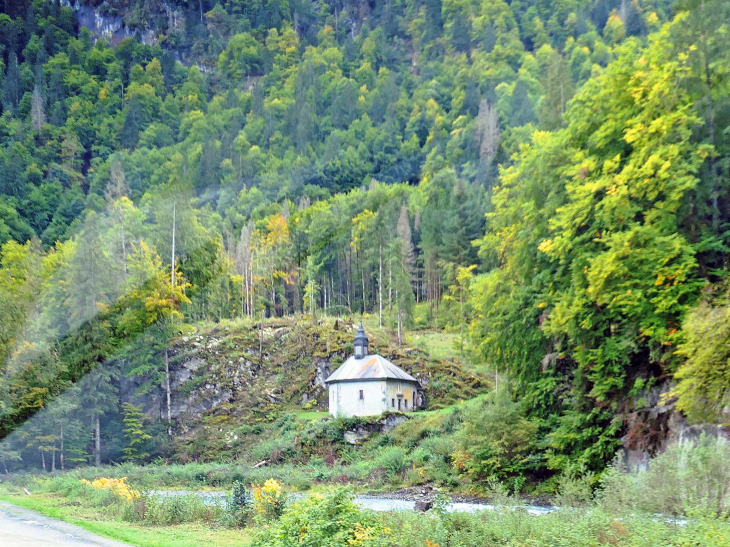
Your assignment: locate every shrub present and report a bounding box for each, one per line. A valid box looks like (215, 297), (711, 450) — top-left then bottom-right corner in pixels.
(230, 480), (250, 509)
(252, 478), (286, 519)
(225, 481), (252, 527)
(554, 465), (595, 507)
(80, 477), (140, 501)
(248, 487), (384, 547)
(451, 390), (538, 482)
(376, 446), (409, 479)
(205, 468), (232, 486)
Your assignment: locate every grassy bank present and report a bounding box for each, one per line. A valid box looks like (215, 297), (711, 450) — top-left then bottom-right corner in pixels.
(250, 487), (730, 547)
(0, 492), (247, 547)
(1, 398), (510, 499)
(3, 474), (729, 547)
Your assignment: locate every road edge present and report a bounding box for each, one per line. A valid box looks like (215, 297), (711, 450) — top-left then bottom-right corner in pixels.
(0, 499), (135, 547)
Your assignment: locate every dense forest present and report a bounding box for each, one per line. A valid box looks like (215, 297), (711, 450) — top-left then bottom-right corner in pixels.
(0, 0), (729, 480)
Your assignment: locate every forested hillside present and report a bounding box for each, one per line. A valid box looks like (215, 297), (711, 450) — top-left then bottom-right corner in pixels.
(0, 0), (729, 481)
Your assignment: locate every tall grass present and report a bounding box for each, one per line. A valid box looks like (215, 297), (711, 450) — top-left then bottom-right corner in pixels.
(599, 434), (730, 516)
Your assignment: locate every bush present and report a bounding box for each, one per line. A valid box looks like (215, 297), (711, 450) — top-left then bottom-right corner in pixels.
(376, 446), (409, 479)
(252, 478), (286, 520)
(205, 468), (232, 487)
(226, 481), (252, 527)
(248, 487), (383, 547)
(554, 466), (595, 507)
(451, 390), (538, 482)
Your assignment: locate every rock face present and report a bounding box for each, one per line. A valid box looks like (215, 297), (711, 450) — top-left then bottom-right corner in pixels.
(619, 381), (730, 472)
(314, 359), (332, 388)
(61, 0), (179, 46)
(344, 414), (408, 445)
(119, 321), (350, 434)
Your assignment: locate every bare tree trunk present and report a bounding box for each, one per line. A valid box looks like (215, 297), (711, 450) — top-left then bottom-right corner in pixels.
(249, 250), (256, 317)
(346, 250), (352, 311)
(41, 450), (46, 472)
(171, 203), (176, 288)
(397, 295), (402, 348)
(259, 309), (265, 367)
(379, 245), (383, 328)
(165, 348), (172, 437)
(271, 275), (276, 317)
(51, 446), (56, 472)
(388, 258), (392, 312)
(324, 275), (328, 315)
(242, 269), (246, 318)
(120, 211), (128, 283)
(60, 424), (65, 471)
(94, 415), (101, 467)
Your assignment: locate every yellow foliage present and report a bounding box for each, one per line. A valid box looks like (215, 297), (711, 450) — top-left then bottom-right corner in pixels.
(252, 478), (285, 517)
(80, 477), (140, 501)
(264, 214), (290, 247)
(348, 522), (379, 546)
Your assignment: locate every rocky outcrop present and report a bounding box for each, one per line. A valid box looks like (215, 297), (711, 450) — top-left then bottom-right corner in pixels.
(414, 500), (433, 512)
(619, 381), (729, 472)
(343, 414), (408, 445)
(116, 318), (488, 447)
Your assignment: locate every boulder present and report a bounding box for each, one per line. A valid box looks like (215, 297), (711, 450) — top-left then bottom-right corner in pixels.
(414, 500), (433, 512)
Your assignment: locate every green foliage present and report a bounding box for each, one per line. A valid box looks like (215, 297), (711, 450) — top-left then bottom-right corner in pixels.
(470, 2), (730, 472)
(0, 0), (728, 485)
(452, 391), (539, 483)
(121, 402), (153, 462)
(230, 480), (251, 510)
(375, 446), (408, 479)
(249, 487), (382, 547)
(671, 288), (730, 424)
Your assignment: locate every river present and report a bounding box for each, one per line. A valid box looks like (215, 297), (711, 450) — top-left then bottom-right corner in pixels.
(151, 490), (557, 515)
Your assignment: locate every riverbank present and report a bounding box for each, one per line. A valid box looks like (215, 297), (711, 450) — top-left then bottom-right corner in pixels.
(150, 488), (557, 514)
(365, 484), (555, 507)
(0, 493), (247, 547)
(1, 438), (729, 547)
(2, 465), (730, 547)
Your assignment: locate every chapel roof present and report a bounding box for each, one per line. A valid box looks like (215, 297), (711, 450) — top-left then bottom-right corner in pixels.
(325, 353), (418, 383)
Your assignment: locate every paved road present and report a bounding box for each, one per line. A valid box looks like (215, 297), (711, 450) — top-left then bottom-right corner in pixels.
(0, 501), (134, 547)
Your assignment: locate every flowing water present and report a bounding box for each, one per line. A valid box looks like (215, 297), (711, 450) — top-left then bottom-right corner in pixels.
(151, 490), (557, 515)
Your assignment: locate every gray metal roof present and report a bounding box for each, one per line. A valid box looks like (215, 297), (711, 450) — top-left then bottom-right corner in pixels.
(325, 354), (418, 383)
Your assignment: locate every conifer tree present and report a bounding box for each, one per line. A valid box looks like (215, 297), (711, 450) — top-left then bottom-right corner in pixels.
(121, 402), (152, 461)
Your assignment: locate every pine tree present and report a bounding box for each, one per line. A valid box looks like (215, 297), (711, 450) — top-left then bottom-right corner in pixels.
(121, 402), (152, 461)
